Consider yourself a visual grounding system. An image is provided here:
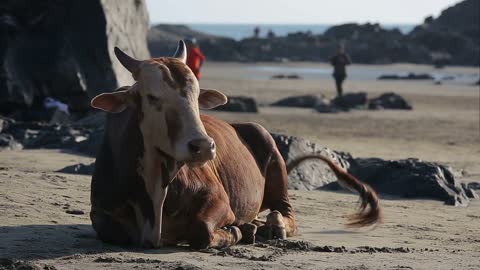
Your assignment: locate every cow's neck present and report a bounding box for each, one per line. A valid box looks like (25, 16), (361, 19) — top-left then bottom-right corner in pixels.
(138, 144), (182, 247)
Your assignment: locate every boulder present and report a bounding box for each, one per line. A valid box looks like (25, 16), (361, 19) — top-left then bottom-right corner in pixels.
(322, 157), (472, 206)
(0, 0), (150, 116)
(377, 73), (434, 80)
(331, 92), (367, 109)
(271, 133), (349, 190)
(271, 74), (303, 80)
(0, 114), (104, 156)
(213, 96), (258, 113)
(271, 95), (324, 108)
(368, 93), (412, 110)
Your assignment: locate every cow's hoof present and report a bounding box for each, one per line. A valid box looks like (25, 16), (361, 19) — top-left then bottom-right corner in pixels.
(239, 223), (257, 244)
(228, 226), (242, 243)
(266, 211), (286, 240)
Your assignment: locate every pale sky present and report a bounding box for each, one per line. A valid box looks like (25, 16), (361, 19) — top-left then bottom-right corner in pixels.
(146, 0), (461, 24)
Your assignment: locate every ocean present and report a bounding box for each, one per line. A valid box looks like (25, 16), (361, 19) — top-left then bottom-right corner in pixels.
(186, 23), (415, 40)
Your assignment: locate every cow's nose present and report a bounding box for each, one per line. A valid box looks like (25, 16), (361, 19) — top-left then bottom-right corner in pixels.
(188, 138), (215, 159)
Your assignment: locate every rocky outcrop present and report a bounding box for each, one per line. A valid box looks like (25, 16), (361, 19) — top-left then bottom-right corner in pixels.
(212, 96), (258, 113)
(271, 133), (349, 190)
(368, 93), (412, 110)
(377, 73), (434, 80)
(0, 0), (150, 117)
(272, 133), (475, 206)
(148, 1), (478, 66)
(271, 95), (325, 108)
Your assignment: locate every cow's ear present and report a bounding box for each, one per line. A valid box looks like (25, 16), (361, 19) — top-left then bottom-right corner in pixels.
(198, 88), (228, 109)
(91, 87), (136, 113)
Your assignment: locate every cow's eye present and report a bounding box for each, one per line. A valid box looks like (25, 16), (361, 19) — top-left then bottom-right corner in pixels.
(147, 94), (159, 103)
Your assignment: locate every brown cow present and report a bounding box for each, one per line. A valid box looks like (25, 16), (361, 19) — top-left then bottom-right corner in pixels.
(90, 41), (381, 249)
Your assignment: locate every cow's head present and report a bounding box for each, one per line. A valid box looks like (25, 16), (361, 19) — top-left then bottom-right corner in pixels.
(91, 41), (227, 167)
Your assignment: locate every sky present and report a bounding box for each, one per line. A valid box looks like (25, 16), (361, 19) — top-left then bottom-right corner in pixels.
(146, 0), (461, 25)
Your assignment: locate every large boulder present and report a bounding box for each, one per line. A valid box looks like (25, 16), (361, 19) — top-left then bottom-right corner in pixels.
(212, 96), (258, 113)
(334, 158), (471, 206)
(368, 92), (412, 110)
(272, 133), (474, 206)
(271, 133), (349, 190)
(271, 95), (325, 108)
(0, 0), (150, 115)
(331, 92), (367, 110)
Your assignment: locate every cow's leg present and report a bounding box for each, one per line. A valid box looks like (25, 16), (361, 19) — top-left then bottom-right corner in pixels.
(231, 122), (297, 239)
(90, 205), (139, 246)
(260, 147), (298, 238)
(188, 199), (242, 249)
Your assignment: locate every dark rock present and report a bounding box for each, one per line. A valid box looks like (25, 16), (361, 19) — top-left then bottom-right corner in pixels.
(0, 134), (23, 151)
(271, 95), (324, 108)
(323, 157), (472, 206)
(65, 209), (85, 215)
(0, 0), (150, 116)
(368, 92), (413, 110)
(377, 73), (434, 80)
(57, 163), (95, 175)
(0, 113), (105, 156)
(271, 133), (349, 190)
(332, 92), (368, 109)
(313, 96), (341, 113)
(271, 74), (302, 80)
(462, 183), (479, 199)
(467, 182), (480, 190)
(147, 1), (478, 66)
(213, 96), (258, 113)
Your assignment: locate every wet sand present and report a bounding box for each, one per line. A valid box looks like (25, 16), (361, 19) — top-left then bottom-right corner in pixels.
(0, 62), (479, 269)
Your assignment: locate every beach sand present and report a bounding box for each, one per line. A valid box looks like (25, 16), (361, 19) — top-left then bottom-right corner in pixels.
(0, 62), (479, 269)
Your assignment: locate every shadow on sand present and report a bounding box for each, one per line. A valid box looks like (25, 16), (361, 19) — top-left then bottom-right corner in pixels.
(0, 224), (191, 260)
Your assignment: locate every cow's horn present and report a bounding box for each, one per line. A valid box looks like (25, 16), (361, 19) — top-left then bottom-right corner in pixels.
(114, 47), (141, 74)
(173, 40), (187, 63)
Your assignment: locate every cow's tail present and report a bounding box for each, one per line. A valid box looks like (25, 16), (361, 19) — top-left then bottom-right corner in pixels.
(286, 154), (382, 227)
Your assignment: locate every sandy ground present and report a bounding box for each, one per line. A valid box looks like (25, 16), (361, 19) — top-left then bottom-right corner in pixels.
(0, 62), (479, 269)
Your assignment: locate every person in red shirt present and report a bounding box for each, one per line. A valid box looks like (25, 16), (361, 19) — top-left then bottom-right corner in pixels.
(186, 38), (206, 80)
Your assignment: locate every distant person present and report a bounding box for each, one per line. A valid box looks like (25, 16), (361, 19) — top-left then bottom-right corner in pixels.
(253, 26), (260, 38)
(267, 29), (275, 39)
(186, 38), (206, 80)
(329, 44), (351, 97)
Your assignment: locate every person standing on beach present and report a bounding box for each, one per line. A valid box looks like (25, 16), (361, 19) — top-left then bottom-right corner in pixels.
(186, 38), (206, 80)
(329, 44), (351, 97)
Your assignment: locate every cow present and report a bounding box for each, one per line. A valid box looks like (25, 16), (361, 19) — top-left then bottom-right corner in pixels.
(89, 40), (382, 249)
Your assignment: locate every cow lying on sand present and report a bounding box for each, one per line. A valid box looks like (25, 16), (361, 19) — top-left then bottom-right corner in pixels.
(90, 41), (382, 249)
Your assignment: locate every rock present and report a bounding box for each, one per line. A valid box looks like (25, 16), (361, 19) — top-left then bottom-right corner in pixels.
(213, 96), (258, 113)
(0, 0), (150, 115)
(467, 182), (480, 190)
(57, 163), (95, 175)
(147, 1), (478, 66)
(331, 92), (367, 110)
(461, 183), (479, 199)
(0, 114), (104, 157)
(271, 95), (325, 108)
(271, 133), (349, 190)
(271, 74), (303, 80)
(66, 209), (85, 215)
(323, 157), (472, 206)
(377, 73), (434, 80)
(314, 96), (341, 113)
(0, 133), (23, 151)
(368, 92), (413, 110)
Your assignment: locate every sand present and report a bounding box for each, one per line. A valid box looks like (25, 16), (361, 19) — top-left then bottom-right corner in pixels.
(0, 62), (479, 270)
